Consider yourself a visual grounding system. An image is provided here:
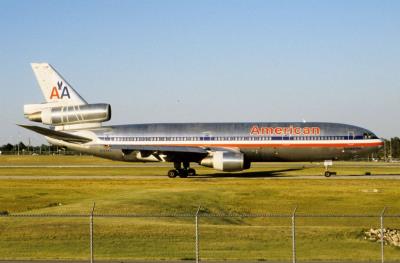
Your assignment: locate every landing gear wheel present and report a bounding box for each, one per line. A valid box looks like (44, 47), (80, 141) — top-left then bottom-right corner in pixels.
(324, 171), (331, 177)
(168, 170), (178, 178)
(178, 169), (188, 178)
(188, 168), (196, 177)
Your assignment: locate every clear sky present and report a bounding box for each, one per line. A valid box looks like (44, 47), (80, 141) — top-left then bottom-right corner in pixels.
(0, 0), (399, 145)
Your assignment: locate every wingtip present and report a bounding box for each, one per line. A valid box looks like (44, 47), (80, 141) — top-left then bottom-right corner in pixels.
(17, 124), (32, 129)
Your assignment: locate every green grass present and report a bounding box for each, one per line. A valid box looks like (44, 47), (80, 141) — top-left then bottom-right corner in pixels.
(1, 155), (400, 177)
(0, 155), (122, 165)
(1, 156), (400, 261)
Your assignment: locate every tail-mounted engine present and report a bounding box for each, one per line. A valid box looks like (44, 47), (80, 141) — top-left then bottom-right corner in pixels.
(200, 151), (251, 172)
(24, 103), (111, 126)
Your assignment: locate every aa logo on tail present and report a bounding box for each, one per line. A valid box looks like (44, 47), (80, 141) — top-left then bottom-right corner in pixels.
(50, 81), (71, 99)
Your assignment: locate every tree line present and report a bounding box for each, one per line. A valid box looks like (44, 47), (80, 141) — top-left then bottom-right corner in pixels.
(381, 137), (400, 160)
(0, 142), (76, 155)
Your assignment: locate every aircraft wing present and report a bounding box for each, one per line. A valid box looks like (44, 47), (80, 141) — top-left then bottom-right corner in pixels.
(18, 124), (92, 144)
(107, 144), (209, 162)
(109, 144), (208, 154)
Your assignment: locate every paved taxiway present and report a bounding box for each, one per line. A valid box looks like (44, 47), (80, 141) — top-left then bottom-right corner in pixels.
(0, 175), (399, 180)
(0, 164), (172, 168)
(1, 163), (399, 168)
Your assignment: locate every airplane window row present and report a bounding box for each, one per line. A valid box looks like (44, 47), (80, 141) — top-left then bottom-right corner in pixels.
(99, 135), (361, 142)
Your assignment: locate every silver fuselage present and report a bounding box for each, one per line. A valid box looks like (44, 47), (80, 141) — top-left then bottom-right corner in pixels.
(47, 122), (383, 163)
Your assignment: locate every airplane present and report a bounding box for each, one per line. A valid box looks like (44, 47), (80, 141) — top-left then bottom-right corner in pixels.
(21, 63), (384, 178)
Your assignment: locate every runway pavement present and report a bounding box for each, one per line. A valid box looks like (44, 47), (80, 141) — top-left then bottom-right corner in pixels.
(0, 164), (172, 168)
(1, 163), (399, 168)
(0, 174), (400, 180)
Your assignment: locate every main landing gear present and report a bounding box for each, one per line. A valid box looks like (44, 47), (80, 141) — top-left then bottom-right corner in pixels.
(167, 162), (196, 178)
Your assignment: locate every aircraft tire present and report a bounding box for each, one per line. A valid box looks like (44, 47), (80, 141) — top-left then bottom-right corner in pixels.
(179, 169), (188, 178)
(188, 168), (196, 176)
(168, 169), (178, 178)
(324, 171), (331, 177)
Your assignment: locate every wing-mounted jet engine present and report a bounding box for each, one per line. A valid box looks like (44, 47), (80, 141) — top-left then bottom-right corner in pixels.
(200, 151), (251, 172)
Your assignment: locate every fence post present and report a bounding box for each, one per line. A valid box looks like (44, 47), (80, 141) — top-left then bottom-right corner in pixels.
(291, 207), (297, 263)
(90, 202), (96, 263)
(195, 206), (201, 263)
(380, 207), (387, 263)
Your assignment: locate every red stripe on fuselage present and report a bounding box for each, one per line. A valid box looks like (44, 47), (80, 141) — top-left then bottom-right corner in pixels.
(140, 141), (384, 148)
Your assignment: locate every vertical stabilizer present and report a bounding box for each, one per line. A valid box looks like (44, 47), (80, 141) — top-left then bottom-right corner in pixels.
(31, 63), (87, 105)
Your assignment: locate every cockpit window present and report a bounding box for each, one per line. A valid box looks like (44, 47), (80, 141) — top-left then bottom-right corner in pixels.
(363, 132), (378, 139)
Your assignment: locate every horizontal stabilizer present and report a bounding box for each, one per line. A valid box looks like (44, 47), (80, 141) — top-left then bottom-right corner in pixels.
(18, 124), (92, 143)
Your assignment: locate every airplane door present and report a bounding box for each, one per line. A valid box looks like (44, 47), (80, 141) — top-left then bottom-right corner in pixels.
(348, 131), (355, 140)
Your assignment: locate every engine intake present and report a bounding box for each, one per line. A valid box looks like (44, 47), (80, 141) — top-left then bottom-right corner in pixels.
(25, 103), (111, 125)
(200, 151), (250, 172)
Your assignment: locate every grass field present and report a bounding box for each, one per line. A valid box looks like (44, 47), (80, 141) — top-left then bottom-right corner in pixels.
(1, 155), (400, 177)
(1, 156), (400, 261)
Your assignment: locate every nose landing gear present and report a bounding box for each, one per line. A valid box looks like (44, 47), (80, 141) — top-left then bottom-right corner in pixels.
(323, 160), (336, 177)
(167, 162), (196, 178)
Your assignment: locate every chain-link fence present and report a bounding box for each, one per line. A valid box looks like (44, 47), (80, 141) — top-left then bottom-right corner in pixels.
(1, 206), (399, 262)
